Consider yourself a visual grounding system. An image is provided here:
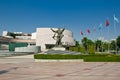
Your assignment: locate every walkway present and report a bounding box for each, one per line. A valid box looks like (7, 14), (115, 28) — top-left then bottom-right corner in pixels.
(0, 55), (120, 80)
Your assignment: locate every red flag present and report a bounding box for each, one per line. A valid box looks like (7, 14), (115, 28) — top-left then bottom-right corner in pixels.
(87, 29), (90, 34)
(106, 19), (109, 27)
(80, 31), (83, 35)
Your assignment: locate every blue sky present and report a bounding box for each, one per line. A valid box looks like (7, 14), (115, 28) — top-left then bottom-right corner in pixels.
(0, 0), (120, 41)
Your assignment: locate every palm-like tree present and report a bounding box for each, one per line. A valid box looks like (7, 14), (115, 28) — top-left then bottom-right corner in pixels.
(117, 36), (120, 51)
(74, 40), (80, 47)
(95, 40), (102, 52)
(81, 37), (88, 52)
(7, 32), (16, 39)
(82, 37), (95, 53)
(110, 40), (116, 50)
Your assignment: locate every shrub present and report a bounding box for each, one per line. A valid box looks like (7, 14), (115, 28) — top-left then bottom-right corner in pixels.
(84, 56), (120, 62)
(88, 45), (95, 54)
(34, 54), (120, 62)
(34, 54), (83, 59)
(79, 46), (86, 53)
(69, 46), (86, 53)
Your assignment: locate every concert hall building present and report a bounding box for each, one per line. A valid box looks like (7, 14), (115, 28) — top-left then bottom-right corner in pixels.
(33, 28), (75, 51)
(0, 28), (75, 52)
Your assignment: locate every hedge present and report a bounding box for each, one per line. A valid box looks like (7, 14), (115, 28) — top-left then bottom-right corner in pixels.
(84, 57), (120, 62)
(34, 54), (84, 59)
(34, 54), (120, 62)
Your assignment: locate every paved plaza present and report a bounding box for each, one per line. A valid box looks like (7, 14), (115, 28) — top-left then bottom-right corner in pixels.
(0, 55), (120, 80)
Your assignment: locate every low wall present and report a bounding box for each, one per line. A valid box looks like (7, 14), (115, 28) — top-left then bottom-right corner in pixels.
(15, 46), (41, 53)
(35, 59), (83, 62)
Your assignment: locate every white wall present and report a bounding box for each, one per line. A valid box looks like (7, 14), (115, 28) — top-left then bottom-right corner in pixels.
(15, 46), (41, 53)
(31, 32), (36, 39)
(2, 31), (8, 36)
(36, 28), (75, 51)
(16, 36), (31, 39)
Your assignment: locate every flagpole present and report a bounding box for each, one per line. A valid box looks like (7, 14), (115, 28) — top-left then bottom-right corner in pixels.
(86, 29), (90, 54)
(94, 27), (96, 53)
(85, 30), (89, 54)
(106, 19), (110, 53)
(86, 32), (88, 54)
(79, 35), (81, 53)
(114, 16), (117, 54)
(108, 27), (110, 53)
(80, 30), (84, 53)
(101, 25), (103, 53)
(100, 25), (102, 53)
(99, 24), (103, 53)
(107, 26), (110, 53)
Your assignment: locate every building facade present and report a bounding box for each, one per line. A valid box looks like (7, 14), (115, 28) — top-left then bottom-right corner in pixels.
(35, 28), (75, 51)
(0, 28), (75, 52)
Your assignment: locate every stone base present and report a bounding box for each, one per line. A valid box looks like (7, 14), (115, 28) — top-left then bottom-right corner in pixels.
(15, 46), (41, 53)
(43, 47), (81, 54)
(35, 59), (83, 62)
(52, 47), (65, 51)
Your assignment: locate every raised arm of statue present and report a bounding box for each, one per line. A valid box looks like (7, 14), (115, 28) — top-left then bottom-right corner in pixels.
(51, 28), (56, 33)
(51, 28), (65, 47)
(61, 28), (65, 33)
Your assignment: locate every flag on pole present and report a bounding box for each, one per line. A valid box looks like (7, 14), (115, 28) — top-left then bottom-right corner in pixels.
(80, 31), (83, 35)
(106, 19), (110, 27)
(87, 29), (90, 34)
(99, 23), (102, 30)
(114, 15), (119, 23)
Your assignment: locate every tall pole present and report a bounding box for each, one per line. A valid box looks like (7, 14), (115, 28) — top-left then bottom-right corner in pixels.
(114, 17), (117, 54)
(86, 32), (88, 54)
(99, 23), (103, 53)
(100, 25), (103, 53)
(86, 29), (90, 54)
(80, 30), (84, 53)
(107, 26), (110, 53)
(106, 19), (110, 53)
(94, 27), (96, 53)
(80, 30), (83, 44)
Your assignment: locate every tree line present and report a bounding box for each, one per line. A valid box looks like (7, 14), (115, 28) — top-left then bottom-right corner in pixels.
(73, 36), (120, 54)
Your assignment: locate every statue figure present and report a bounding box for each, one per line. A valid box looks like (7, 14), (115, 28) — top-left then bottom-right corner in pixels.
(51, 28), (65, 47)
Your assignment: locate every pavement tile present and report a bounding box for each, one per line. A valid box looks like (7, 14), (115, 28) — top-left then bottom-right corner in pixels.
(0, 57), (120, 80)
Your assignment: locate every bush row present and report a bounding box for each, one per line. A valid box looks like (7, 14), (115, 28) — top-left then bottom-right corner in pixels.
(34, 54), (120, 62)
(69, 46), (95, 54)
(84, 56), (120, 62)
(34, 54), (83, 59)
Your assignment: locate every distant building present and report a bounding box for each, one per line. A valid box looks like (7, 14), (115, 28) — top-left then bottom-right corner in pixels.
(2, 31), (31, 39)
(31, 32), (36, 39)
(2, 31), (8, 36)
(0, 28), (75, 51)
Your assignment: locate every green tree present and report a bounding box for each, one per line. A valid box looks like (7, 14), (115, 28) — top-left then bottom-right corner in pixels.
(110, 40), (116, 50)
(82, 37), (88, 52)
(74, 40), (80, 47)
(103, 42), (108, 51)
(87, 39), (94, 46)
(7, 32), (16, 39)
(95, 40), (102, 52)
(82, 37), (95, 53)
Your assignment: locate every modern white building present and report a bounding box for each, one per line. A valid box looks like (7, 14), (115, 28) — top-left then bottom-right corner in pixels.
(31, 32), (36, 39)
(2, 31), (31, 39)
(1, 28), (75, 52)
(35, 28), (75, 51)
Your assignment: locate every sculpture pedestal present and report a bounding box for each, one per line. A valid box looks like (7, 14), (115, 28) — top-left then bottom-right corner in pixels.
(43, 47), (81, 54)
(52, 47), (65, 51)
